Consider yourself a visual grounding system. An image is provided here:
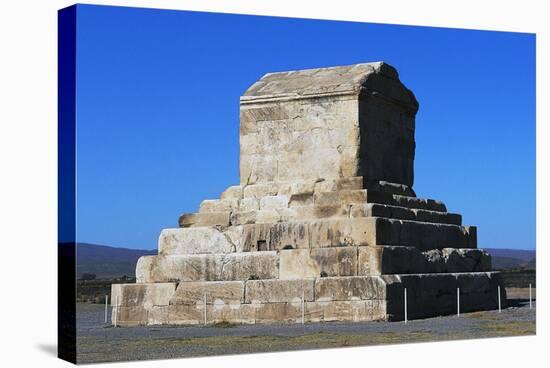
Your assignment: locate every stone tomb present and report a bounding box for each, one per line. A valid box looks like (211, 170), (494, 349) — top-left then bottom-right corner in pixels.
(112, 62), (505, 326)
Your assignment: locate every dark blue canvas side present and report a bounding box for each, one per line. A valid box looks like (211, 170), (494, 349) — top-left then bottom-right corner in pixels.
(58, 4), (77, 364)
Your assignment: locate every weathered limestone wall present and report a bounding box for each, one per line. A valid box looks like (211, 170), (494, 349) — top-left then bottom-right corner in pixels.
(135, 246), (490, 283)
(112, 272), (505, 326)
(240, 62), (418, 188)
(240, 96), (359, 184)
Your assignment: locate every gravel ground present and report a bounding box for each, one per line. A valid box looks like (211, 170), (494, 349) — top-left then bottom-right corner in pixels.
(76, 290), (536, 364)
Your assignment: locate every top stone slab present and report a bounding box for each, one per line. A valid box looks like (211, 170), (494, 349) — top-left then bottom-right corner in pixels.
(241, 62), (417, 108)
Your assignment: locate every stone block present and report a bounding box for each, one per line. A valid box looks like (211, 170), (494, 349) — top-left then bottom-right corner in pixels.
(230, 211), (257, 226)
(303, 301), (325, 322)
(350, 203), (415, 221)
(245, 279), (315, 303)
(314, 178), (338, 193)
(222, 225), (245, 252)
(253, 302), (302, 324)
(137, 252), (279, 283)
(279, 249), (320, 279)
(277, 148), (343, 182)
(206, 303), (256, 324)
(170, 281), (245, 305)
(358, 246), (491, 275)
(158, 227), (235, 255)
(294, 204), (349, 220)
(259, 195), (289, 210)
(288, 192), (315, 207)
(112, 306), (149, 326)
(319, 300), (386, 322)
(241, 153), (278, 184)
(180, 212), (230, 228)
(310, 247), (358, 277)
(315, 276), (387, 301)
(443, 248), (491, 272)
(422, 249), (447, 272)
(243, 183), (279, 198)
(335, 176), (364, 190)
(365, 180), (415, 197)
(199, 198), (238, 213)
(290, 181), (316, 195)
(391, 195), (447, 212)
(136, 256), (155, 283)
(302, 218), (381, 248)
(220, 185), (243, 200)
(148, 304), (203, 325)
(111, 283), (176, 308)
(278, 247), (359, 278)
(240, 103), (290, 123)
(314, 189), (368, 207)
(240, 223), (271, 251)
(238, 197), (260, 211)
(277, 208), (298, 222)
(414, 209), (462, 225)
(372, 217), (476, 250)
(358, 246), (427, 275)
(276, 182), (293, 196)
(269, 222), (309, 250)
(178, 213), (198, 227)
(255, 210), (281, 223)
(308, 219), (358, 247)
(456, 272), (491, 293)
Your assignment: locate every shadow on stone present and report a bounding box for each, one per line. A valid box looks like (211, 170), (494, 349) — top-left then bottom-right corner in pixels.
(507, 298), (532, 308)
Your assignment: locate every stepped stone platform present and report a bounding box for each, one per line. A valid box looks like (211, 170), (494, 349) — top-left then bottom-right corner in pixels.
(111, 62), (506, 326)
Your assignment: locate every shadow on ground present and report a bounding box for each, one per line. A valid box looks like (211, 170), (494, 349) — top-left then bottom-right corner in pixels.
(36, 344), (57, 357)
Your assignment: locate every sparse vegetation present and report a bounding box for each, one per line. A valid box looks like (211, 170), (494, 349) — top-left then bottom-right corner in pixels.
(77, 277), (136, 303)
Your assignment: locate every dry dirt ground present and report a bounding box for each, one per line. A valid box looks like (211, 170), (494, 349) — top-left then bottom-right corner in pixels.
(76, 288), (536, 364)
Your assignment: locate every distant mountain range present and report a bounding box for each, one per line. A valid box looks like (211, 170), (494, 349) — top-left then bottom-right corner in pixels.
(71, 243), (535, 279)
(484, 248), (536, 270)
(75, 243), (156, 279)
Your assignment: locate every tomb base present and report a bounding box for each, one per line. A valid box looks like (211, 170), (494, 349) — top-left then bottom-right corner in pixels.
(112, 272), (506, 326)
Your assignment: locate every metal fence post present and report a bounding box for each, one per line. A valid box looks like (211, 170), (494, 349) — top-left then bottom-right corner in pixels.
(104, 294), (109, 324)
(203, 293), (207, 326)
(404, 288), (407, 323)
(529, 284), (533, 309)
(497, 286), (501, 313)
(114, 295), (118, 327)
(457, 287), (460, 318)
(301, 290), (305, 324)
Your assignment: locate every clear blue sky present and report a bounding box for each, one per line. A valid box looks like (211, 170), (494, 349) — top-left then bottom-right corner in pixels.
(75, 4), (535, 250)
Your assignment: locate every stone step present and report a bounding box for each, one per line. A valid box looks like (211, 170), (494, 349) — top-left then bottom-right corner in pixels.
(136, 252), (280, 283)
(280, 246), (490, 278)
(305, 217), (475, 251)
(360, 246), (490, 275)
(179, 211), (230, 228)
(313, 189), (446, 212)
(218, 178), (416, 202)
(385, 272), (506, 320)
(196, 188), (443, 217)
(182, 197), (458, 229)
(112, 272), (505, 325)
(350, 203), (461, 225)
(370, 217), (476, 250)
(169, 217), (475, 255)
(137, 244), (488, 284)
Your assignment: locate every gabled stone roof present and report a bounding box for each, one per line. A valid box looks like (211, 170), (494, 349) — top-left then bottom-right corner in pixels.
(241, 62), (418, 110)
